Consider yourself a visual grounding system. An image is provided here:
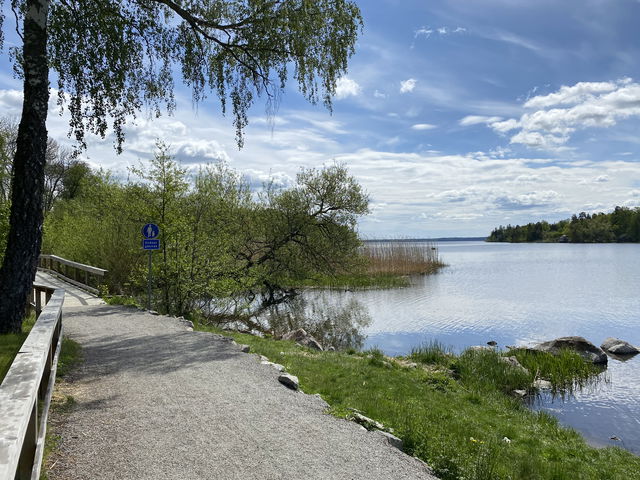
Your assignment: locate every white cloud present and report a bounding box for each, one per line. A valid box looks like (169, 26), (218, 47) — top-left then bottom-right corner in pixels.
(334, 77), (362, 99)
(459, 115), (503, 126)
(373, 90), (387, 99)
(524, 80), (628, 109)
(484, 78), (640, 150)
(414, 26), (466, 39)
(411, 123), (437, 131)
(400, 78), (417, 94)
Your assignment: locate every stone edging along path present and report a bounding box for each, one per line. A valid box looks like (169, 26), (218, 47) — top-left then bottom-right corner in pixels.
(44, 300), (438, 479)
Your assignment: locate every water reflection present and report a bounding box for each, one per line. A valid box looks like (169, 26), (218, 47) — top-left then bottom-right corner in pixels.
(207, 292), (372, 351)
(261, 293), (372, 350)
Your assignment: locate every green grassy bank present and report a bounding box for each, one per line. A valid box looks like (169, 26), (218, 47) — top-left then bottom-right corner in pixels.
(195, 324), (640, 480)
(0, 313), (36, 383)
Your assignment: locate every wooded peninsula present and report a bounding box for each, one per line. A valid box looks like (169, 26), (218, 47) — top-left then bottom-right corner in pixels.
(487, 207), (640, 243)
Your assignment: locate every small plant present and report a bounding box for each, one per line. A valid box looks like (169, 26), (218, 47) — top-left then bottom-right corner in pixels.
(509, 348), (604, 393)
(456, 348), (531, 394)
(410, 340), (454, 367)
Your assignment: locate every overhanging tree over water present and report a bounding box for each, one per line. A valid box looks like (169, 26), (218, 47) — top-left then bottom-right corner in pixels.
(0, 0), (362, 333)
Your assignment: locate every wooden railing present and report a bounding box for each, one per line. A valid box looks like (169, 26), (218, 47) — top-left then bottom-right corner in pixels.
(38, 254), (107, 295)
(0, 284), (64, 480)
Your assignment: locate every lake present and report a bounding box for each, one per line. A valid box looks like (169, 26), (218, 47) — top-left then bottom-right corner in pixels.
(303, 241), (640, 454)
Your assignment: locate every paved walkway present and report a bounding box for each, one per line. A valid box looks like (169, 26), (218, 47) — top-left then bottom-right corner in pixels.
(37, 272), (437, 480)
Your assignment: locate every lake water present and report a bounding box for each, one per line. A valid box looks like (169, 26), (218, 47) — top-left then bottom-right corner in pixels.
(306, 241), (640, 454)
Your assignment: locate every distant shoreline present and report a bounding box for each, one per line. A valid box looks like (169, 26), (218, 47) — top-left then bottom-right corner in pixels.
(363, 237), (486, 243)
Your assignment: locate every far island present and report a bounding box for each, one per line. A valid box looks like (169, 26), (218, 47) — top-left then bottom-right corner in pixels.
(487, 206), (640, 243)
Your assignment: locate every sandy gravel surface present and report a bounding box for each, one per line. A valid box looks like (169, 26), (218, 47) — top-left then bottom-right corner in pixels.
(45, 302), (437, 480)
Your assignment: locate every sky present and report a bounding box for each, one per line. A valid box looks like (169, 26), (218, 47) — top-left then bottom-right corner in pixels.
(1, 0), (640, 237)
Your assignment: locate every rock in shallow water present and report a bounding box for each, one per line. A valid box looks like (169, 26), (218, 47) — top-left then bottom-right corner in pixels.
(534, 336), (608, 364)
(600, 337), (639, 355)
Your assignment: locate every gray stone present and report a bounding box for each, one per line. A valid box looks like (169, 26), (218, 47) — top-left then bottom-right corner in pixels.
(486, 340), (498, 347)
(352, 412), (385, 431)
(468, 345), (492, 351)
(376, 430), (403, 450)
(262, 361), (286, 372)
(278, 373), (299, 390)
(533, 379), (553, 390)
(500, 356), (529, 374)
(239, 344), (251, 353)
(600, 337), (639, 355)
(327, 346), (336, 352)
(282, 328), (324, 351)
(512, 389), (527, 397)
(534, 336), (608, 364)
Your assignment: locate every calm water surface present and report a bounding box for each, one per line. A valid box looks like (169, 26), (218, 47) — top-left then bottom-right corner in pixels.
(316, 241), (640, 453)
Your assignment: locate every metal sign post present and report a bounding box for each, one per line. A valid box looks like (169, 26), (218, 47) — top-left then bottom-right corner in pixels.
(142, 223), (161, 310)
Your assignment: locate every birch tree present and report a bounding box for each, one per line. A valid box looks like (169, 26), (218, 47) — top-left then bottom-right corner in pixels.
(0, 0), (362, 333)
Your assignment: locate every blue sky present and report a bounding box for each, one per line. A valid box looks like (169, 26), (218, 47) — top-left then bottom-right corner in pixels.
(1, 0), (640, 237)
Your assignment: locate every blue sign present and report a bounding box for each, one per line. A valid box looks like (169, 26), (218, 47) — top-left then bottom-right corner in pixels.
(142, 223), (160, 239)
(143, 239), (160, 250)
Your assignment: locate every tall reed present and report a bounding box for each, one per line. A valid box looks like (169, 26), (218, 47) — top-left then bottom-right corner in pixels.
(362, 240), (445, 275)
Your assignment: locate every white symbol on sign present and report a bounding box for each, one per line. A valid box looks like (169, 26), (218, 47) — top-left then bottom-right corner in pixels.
(146, 225), (154, 238)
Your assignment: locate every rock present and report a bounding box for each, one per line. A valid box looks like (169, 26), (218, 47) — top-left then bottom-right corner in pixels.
(600, 338), (639, 355)
(375, 430), (403, 450)
(178, 317), (194, 330)
(533, 379), (553, 390)
(260, 361), (286, 372)
(404, 362), (418, 369)
(278, 373), (299, 390)
(272, 363), (285, 372)
(512, 389), (527, 397)
(352, 412), (385, 431)
(534, 336), (608, 364)
(468, 345), (493, 352)
(282, 328), (324, 351)
(260, 355), (269, 362)
(487, 340), (498, 347)
(327, 346), (336, 352)
(500, 356), (529, 374)
(239, 344), (251, 353)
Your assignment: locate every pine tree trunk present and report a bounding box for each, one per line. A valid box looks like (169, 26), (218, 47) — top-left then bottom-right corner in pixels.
(0, 0), (50, 334)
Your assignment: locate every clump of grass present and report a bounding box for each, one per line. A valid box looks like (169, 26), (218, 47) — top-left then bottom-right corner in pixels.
(509, 348), (604, 393)
(410, 340), (454, 367)
(0, 312), (37, 383)
(57, 337), (83, 378)
(193, 324), (640, 479)
(104, 295), (141, 307)
(456, 348), (532, 394)
(362, 240), (445, 276)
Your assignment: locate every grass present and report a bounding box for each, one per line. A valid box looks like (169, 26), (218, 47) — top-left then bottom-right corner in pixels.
(363, 241), (445, 276)
(298, 241), (446, 289)
(41, 336), (83, 480)
(0, 312), (36, 383)
(194, 323), (640, 479)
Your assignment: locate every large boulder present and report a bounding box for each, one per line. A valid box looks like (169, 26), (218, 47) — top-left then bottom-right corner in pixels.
(600, 338), (640, 355)
(534, 336), (608, 364)
(282, 328), (323, 351)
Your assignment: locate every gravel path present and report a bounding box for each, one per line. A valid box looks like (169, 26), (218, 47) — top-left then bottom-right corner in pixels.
(45, 298), (437, 478)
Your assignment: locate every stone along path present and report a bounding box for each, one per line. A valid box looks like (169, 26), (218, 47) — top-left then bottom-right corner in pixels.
(37, 273), (437, 480)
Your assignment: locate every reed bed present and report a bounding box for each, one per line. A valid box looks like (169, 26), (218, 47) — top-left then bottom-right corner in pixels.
(362, 240), (445, 275)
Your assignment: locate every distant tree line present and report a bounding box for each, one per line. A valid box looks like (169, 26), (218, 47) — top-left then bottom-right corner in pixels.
(487, 207), (640, 243)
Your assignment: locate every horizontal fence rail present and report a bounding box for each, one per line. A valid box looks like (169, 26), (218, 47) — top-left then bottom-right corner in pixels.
(0, 284), (65, 480)
(38, 254), (107, 295)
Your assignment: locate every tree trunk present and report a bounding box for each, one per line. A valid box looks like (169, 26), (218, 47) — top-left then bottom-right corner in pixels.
(0, 0), (50, 334)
